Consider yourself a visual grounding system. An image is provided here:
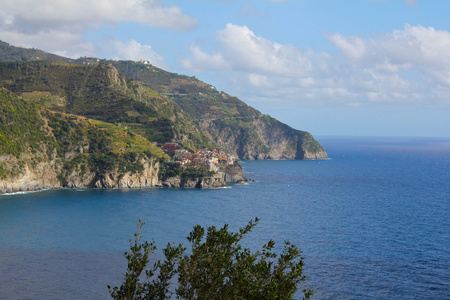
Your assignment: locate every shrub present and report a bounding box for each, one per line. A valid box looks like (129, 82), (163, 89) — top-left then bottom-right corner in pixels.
(108, 218), (313, 300)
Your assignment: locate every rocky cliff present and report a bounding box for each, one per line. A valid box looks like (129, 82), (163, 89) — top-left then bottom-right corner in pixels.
(0, 155), (160, 194)
(109, 61), (328, 160)
(62, 156), (160, 189)
(0, 153), (245, 193)
(0, 42), (329, 194)
(198, 114), (328, 160)
(158, 161), (247, 189)
(160, 173), (227, 189)
(0, 87), (168, 194)
(0, 155), (60, 194)
(0, 45), (328, 160)
(218, 163), (247, 183)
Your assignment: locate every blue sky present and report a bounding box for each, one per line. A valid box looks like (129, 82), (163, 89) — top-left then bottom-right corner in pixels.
(1, 0), (449, 137)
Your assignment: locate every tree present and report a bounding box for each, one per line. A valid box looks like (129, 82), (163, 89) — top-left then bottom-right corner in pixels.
(108, 218), (313, 300)
(108, 220), (184, 300)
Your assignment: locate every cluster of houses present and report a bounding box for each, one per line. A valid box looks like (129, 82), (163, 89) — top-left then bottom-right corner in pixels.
(161, 143), (235, 172)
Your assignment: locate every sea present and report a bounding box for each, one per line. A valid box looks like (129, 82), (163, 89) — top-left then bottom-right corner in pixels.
(0, 137), (449, 300)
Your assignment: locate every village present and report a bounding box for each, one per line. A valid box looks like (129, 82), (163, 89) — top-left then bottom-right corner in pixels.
(161, 143), (235, 172)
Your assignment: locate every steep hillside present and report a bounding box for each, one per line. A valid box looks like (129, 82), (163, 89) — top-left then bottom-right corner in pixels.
(0, 87), (169, 193)
(0, 41), (328, 160)
(0, 41), (72, 63)
(111, 61), (328, 159)
(0, 61), (214, 151)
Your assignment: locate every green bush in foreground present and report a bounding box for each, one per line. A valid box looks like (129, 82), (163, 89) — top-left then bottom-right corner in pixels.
(108, 218), (313, 300)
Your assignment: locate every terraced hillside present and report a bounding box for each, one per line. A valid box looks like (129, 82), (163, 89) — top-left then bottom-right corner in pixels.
(0, 87), (168, 193)
(112, 61), (328, 159)
(0, 61), (213, 151)
(0, 41), (328, 160)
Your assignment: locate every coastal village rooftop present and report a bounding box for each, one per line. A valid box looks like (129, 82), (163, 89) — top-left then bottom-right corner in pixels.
(161, 143), (235, 172)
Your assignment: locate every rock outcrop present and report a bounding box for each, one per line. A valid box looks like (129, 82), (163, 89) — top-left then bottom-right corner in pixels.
(0, 156), (60, 194)
(0, 156), (161, 194)
(160, 172), (228, 189)
(0, 44), (329, 196)
(159, 161), (247, 189)
(219, 163), (247, 184)
(63, 157), (160, 189)
(0, 155), (247, 194)
(0, 58), (328, 161)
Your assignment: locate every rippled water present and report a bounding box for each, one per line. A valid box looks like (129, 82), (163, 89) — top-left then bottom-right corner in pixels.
(1, 137), (449, 299)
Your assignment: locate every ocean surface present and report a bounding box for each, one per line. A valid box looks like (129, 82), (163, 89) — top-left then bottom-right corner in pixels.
(0, 137), (449, 299)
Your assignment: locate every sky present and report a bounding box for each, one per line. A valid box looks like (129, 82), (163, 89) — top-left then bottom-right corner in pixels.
(1, 0), (449, 137)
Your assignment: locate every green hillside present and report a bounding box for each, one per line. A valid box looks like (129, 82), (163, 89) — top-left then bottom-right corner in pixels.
(0, 87), (167, 183)
(0, 41), (72, 63)
(0, 41), (328, 160)
(111, 60), (326, 159)
(0, 61), (214, 151)
(0, 87), (52, 160)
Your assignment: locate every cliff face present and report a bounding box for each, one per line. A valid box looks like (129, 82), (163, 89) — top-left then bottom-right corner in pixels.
(0, 87), (168, 194)
(0, 149), (244, 194)
(160, 169), (246, 189)
(218, 163), (247, 183)
(0, 155), (160, 194)
(0, 43), (330, 194)
(0, 156), (60, 194)
(199, 115), (328, 160)
(0, 59), (328, 160)
(112, 63), (328, 160)
(160, 173), (227, 189)
(295, 130), (329, 160)
(63, 157), (160, 189)
(159, 161), (247, 189)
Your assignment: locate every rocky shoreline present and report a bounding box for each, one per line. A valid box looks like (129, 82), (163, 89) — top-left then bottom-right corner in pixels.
(0, 158), (247, 194)
(158, 170), (247, 189)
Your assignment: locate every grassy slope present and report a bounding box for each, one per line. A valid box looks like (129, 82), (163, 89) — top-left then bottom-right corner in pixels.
(0, 41), (72, 63)
(0, 87), (51, 157)
(0, 87), (168, 182)
(0, 41), (327, 159)
(112, 61), (326, 158)
(0, 61), (214, 151)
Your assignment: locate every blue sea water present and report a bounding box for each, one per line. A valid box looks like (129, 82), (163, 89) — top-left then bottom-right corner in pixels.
(0, 137), (449, 299)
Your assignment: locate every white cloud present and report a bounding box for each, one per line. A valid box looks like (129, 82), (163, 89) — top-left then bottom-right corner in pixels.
(180, 46), (229, 73)
(181, 23), (348, 105)
(1, 0), (197, 31)
(182, 23), (450, 106)
(0, 0), (197, 58)
(329, 24), (450, 88)
(0, 28), (96, 58)
(103, 39), (169, 69)
(182, 23), (330, 77)
(216, 24), (322, 76)
(178, 24), (357, 104)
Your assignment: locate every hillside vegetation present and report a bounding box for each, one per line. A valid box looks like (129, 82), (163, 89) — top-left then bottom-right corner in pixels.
(0, 41), (327, 192)
(0, 41), (72, 63)
(0, 61), (214, 151)
(0, 87), (168, 191)
(109, 60), (327, 159)
(0, 40), (328, 159)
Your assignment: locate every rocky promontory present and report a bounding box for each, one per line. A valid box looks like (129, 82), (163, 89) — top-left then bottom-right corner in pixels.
(0, 43), (328, 195)
(159, 162), (247, 189)
(0, 155), (247, 194)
